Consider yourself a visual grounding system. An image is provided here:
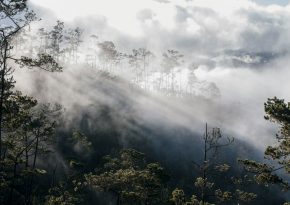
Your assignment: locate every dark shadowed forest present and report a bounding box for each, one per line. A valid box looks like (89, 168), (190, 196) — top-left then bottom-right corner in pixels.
(0, 0), (290, 204)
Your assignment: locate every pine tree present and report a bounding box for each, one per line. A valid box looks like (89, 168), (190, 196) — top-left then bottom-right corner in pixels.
(240, 97), (290, 204)
(49, 20), (65, 63)
(161, 50), (183, 94)
(64, 27), (82, 64)
(1, 1), (62, 203)
(97, 41), (121, 73)
(85, 149), (169, 205)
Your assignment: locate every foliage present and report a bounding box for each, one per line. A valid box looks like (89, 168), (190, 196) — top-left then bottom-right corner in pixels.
(171, 125), (256, 205)
(45, 181), (84, 205)
(240, 97), (290, 193)
(85, 149), (169, 205)
(0, 1), (62, 204)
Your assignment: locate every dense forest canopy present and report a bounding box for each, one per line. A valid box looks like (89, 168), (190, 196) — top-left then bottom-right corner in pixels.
(0, 0), (290, 204)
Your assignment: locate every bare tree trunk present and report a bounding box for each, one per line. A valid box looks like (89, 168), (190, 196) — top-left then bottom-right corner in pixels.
(0, 39), (8, 160)
(201, 123), (208, 204)
(117, 193), (121, 205)
(27, 129), (40, 204)
(25, 132), (29, 204)
(7, 159), (18, 205)
(51, 163), (58, 188)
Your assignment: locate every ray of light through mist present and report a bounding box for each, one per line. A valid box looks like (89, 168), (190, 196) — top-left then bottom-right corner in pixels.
(20, 0), (290, 151)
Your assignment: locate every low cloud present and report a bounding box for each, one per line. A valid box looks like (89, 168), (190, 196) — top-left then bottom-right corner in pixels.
(21, 0), (290, 151)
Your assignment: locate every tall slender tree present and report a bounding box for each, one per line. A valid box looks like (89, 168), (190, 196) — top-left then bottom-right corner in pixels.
(49, 20), (65, 62)
(64, 27), (82, 64)
(161, 50), (183, 94)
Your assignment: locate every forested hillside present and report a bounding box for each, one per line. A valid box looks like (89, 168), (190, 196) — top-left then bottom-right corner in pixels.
(0, 0), (289, 204)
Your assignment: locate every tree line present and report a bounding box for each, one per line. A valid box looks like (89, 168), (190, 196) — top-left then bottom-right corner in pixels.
(14, 19), (219, 98)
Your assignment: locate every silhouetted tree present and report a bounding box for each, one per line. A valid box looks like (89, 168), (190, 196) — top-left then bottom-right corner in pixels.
(64, 27), (82, 64)
(98, 41), (121, 73)
(0, 1), (62, 204)
(171, 124), (256, 205)
(161, 50), (183, 93)
(49, 20), (65, 62)
(128, 48), (153, 89)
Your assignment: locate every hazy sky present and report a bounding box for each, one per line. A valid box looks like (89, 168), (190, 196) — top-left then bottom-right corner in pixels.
(29, 0), (290, 37)
(27, 0), (290, 73)
(28, 0), (290, 54)
(254, 0), (289, 5)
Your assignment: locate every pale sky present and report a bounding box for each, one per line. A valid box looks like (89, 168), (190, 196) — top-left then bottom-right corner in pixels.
(254, 0), (289, 5)
(28, 0), (290, 38)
